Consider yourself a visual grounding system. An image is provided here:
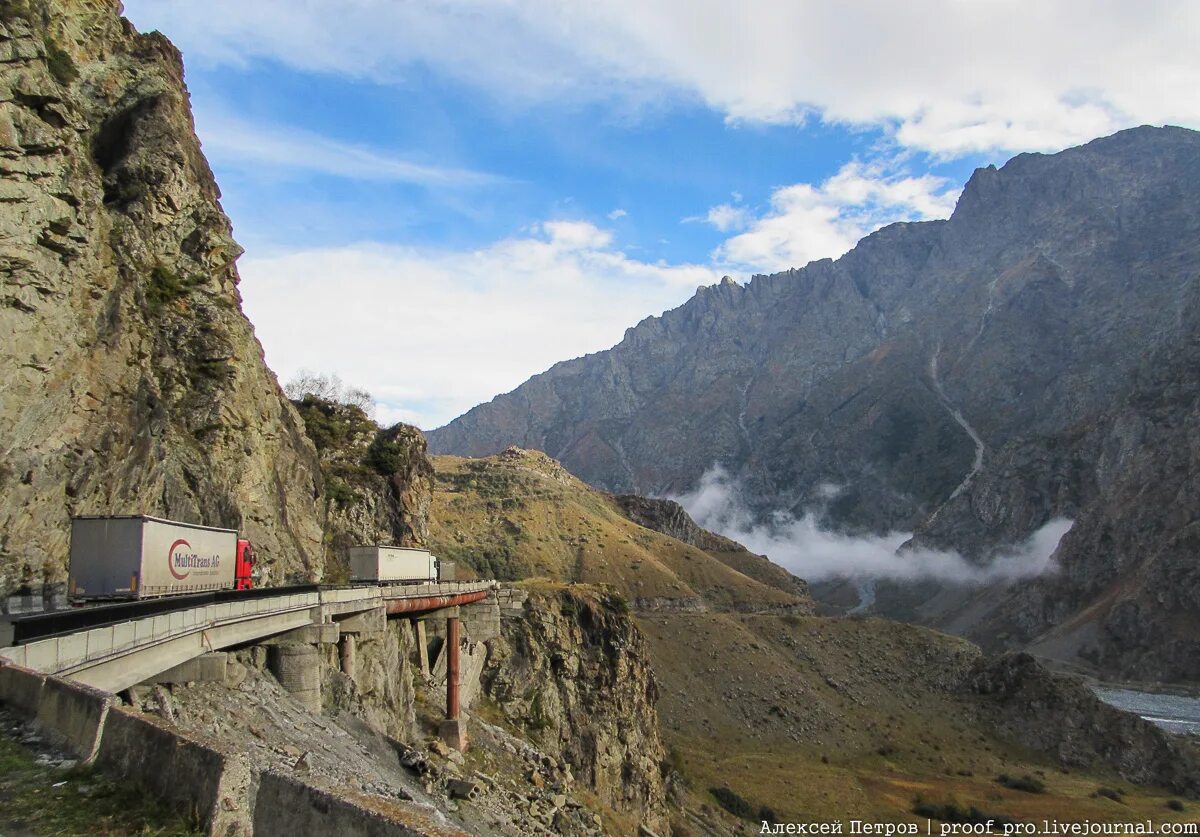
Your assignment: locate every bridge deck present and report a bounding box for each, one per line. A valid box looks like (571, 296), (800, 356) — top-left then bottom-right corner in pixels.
(0, 581), (494, 692)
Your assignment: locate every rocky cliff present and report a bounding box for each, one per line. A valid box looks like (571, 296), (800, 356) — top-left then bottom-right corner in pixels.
(292, 397), (434, 581)
(955, 294), (1200, 682)
(0, 0), (326, 592)
(431, 126), (1200, 681)
(481, 585), (671, 834)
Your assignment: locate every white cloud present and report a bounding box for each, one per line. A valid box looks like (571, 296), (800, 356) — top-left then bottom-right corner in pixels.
(125, 0), (1200, 155)
(239, 222), (719, 430)
(607, 208), (628, 220)
(713, 159), (960, 273)
(675, 465), (1073, 585)
(703, 203), (751, 233)
(196, 111), (501, 187)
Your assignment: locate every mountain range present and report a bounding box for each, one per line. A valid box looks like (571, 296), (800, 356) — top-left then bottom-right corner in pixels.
(431, 126), (1200, 682)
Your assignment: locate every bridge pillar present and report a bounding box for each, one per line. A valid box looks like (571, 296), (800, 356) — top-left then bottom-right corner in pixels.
(412, 619), (430, 679)
(268, 644), (321, 713)
(438, 614), (467, 751)
(338, 634), (356, 678)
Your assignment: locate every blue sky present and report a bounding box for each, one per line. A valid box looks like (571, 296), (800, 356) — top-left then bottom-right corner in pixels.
(121, 1), (1198, 429)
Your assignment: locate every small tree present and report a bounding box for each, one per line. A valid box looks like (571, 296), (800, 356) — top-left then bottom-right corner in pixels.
(285, 370), (375, 416)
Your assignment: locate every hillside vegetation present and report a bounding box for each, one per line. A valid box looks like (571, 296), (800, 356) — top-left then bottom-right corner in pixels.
(428, 449), (1200, 831)
(429, 447), (809, 613)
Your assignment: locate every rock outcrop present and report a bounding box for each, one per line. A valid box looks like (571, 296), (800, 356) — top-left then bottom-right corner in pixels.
(291, 397), (434, 580)
(481, 586), (671, 834)
(612, 494), (812, 602)
(0, 0), (325, 592)
(969, 653), (1200, 796)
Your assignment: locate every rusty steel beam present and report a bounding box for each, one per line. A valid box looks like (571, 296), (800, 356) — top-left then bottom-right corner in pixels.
(446, 615), (461, 720)
(382, 589), (488, 616)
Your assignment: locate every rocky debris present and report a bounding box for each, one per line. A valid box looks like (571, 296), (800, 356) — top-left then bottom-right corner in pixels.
(481, 586), (672, 834)
(123, 617), (635, 835)
(968, 652), (1200, 796)
(0, 0), (326, 594)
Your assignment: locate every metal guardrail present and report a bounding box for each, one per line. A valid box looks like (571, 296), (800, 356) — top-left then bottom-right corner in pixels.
(5, 584), (322, 646)
(4, 581), (495, 647)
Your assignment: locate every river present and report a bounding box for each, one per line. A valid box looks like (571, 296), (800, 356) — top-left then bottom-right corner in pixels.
(1092, 686), (1200, 735)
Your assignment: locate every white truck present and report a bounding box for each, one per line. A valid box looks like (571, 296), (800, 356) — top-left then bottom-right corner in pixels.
(69, 515), (255, 601)
(348, 545), (438, 584)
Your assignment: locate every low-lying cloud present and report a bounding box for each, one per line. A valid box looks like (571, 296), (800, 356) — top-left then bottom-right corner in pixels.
(675, 466), (1072, 585)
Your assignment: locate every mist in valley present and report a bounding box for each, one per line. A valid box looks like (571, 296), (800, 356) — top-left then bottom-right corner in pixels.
(675, 465), (1073, 586)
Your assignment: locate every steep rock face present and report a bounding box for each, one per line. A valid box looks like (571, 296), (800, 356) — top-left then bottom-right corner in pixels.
(482, 586), (671, 833)
(322, 619), (418, 742)
(431, 127), (1200, 679)
(0, 0), (325, 591)
(958, 296), (1200, 682)
(292, 397), (433, 579)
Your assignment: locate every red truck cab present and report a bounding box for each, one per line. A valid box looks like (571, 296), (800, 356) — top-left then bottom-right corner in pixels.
(235, 539), (255, 590)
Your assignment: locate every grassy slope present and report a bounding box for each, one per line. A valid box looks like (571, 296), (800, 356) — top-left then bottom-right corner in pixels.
(427, 450), (1195, 830)
(429, 450), (804, 611)
(0, 721), (201, 836)
(641, 612), (1195, 830)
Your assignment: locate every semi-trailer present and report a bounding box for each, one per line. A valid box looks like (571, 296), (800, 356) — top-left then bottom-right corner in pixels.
(68, 515), (255, 601)
(348, 545), (439, 584)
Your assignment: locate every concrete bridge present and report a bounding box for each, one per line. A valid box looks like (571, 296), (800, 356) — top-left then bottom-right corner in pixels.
(0, 580), (497, 750)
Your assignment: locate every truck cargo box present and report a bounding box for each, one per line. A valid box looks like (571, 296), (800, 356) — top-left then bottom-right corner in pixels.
(70, 516), (238, 600)
(348, 546), (437, 584)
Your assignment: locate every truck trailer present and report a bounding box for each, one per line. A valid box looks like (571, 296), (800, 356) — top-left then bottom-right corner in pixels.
(348, 545), (438, 584)
(69, 515), (254, 601)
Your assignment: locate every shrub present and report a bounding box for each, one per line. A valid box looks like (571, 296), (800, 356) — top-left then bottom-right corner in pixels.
(709, 787), (754, 821)
(912, 795), (1017, 826)
(146, 265), (187, 312)
(324, 477), (356, 506)
(997, 773), (1045, 794)
(366, 434), (406, 475)
(284, 370), (373, 413)
(1095, 787), (1124, 803)
(1167, 799), (1185, 812)
(606, 593), (630, 615)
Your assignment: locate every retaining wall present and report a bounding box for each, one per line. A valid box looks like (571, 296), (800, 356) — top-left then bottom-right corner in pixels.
(253, 771), (465, 836)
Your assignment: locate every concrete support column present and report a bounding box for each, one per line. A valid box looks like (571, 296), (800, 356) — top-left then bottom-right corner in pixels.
(413, 619), (430, 679)
(339, 634), (356, 678)
(439, 614), (467, 751)
(267, 644), (321, 713)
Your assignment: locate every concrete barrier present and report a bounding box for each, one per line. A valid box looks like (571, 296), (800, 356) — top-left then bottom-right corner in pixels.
(35, 675), (115, 762)
(95, 706), (249, 834)
(253, 771), (465, 837)
(0, 660), (47, 715)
